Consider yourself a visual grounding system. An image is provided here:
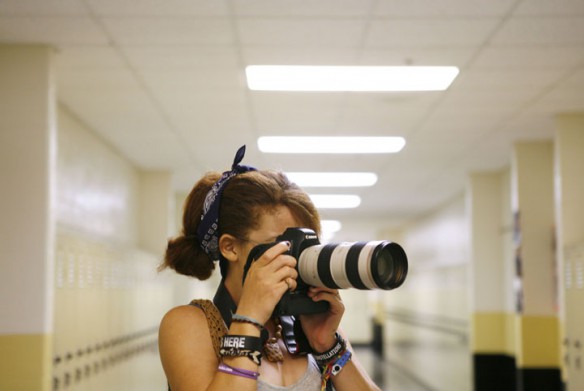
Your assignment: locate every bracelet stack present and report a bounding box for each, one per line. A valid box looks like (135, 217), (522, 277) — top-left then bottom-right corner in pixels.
(219, 335), (263, 365)
(313, 333), (352, 391)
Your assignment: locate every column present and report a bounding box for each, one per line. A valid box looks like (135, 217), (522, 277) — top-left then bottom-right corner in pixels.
(511, 141), (561, 390)
(0, 45), (56, 391)
(469, 169), (516, 391)
(554, 113), (584, 391)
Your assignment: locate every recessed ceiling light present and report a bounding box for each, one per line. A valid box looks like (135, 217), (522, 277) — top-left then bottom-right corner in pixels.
(246, 65), (459, 92)
(258, 136), (405, 154)
(309, 194), (361, 209)
(286, 172), (377, 187)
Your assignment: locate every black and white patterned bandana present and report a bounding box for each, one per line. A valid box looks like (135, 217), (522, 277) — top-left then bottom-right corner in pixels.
(196, 145), (256, 260)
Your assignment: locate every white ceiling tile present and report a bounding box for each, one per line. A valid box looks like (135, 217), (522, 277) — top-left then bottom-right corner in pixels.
(375, 0), (517, 17)
(57, 68), (139, 89)
(0, 16), (108, 44)
(472, 46), (584, 70)
(241, 46), (358, 65)
(54, 46), (126, 69)
(454, 69), (565, 89)
(492, 17), (584, 45)
(101, 17), (234, 45)
(233, 0), (374, 17)
(121, 46), (240, 69)
(514, 0), (584, 16)
(86, 0), (229, 16)
(58, 88), (170, 138)
(139, 68), (244, 89)
(237, 19), (367, 46)
(359, 47), (475, 66)
(0, 0), (88, 15)
(365, 18), (500, 47)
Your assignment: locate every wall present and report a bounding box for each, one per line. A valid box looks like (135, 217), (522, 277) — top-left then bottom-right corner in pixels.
(52, 106), (172, 391)
(383, 193), (471, 391)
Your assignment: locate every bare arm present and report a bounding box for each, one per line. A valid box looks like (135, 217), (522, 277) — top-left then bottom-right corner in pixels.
(159, 305), (261, 391)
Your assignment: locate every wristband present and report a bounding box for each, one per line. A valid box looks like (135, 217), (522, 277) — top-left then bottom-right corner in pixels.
(331, 350), (352, 376)
(220, 335), (263, 365)
(218, 363), (260, 380)
(313, 333), (346, 365)
(320, 349), (352, 390)
(231, 314), (264, 331)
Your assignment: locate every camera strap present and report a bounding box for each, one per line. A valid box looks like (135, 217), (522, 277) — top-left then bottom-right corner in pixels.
(279, 315), (314, 355)
(213, 280), (314, 356)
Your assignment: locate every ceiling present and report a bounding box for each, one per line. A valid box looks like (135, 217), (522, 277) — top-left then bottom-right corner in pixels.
(2, 0), (584, 229)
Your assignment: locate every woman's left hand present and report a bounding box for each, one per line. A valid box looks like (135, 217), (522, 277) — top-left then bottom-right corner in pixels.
(299, 287), (345, 352)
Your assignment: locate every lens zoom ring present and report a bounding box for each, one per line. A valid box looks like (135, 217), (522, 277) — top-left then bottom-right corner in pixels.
(346, 242), (368, 290)
(317, 244), (340, 289)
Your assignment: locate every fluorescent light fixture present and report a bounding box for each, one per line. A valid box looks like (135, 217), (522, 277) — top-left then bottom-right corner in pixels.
(258, 136), (405, 154)
(246, 65), (459, 92)
(309, 194), (361, 209)
(286, 172), (377, 187)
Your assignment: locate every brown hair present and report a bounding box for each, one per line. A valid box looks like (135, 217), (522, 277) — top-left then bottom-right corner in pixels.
(160, 170), (321, 280)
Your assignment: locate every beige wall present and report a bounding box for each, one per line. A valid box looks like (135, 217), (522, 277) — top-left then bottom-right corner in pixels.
(52, 106), (173, 390)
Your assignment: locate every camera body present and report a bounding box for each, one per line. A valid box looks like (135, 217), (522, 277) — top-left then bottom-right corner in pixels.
(244, 228), (328, 316)
(243, 227), (408, 316)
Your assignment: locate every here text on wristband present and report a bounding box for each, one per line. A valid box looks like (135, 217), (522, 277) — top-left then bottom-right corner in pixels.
(220, 335), (263, 365)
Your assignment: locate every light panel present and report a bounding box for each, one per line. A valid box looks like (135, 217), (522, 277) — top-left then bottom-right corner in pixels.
(246, 65), (459, 92)
(309, 194), (361, 209)
(258, 136), (405, 154)
(286, 172), (377, 187)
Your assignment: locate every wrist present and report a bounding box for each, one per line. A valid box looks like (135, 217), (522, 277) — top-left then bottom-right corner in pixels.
(311, 332), (339, 354)
(312, 333), (346, 364)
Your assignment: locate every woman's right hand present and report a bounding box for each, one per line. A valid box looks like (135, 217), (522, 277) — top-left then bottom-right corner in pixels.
(236, 241), (298, 324)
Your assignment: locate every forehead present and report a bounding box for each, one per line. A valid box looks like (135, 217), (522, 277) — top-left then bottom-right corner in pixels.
(248, 206), (300, 241)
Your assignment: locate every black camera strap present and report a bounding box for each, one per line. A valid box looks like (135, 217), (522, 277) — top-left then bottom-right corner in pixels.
(279, 315), (314, 355)
(212, 280), (313, 356)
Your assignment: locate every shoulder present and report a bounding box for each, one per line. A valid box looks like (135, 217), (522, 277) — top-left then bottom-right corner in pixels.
(160, 304), (207, 334)
(159, 304), (219, 390)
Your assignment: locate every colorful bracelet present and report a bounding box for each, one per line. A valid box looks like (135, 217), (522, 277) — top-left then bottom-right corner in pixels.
(313, 333), (346, 366)
(217, 363), (260, 380)
(320, 349), (352, 390)
(231, 314), (264, 331)
(219, 335), (263, 365)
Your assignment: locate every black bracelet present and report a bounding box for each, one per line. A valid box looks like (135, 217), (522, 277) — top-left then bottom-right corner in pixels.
(313, 333), (346, 366)
(219, 335), (263, 365)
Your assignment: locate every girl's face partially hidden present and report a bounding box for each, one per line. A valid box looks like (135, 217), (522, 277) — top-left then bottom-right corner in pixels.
(229, 205), (300, 275)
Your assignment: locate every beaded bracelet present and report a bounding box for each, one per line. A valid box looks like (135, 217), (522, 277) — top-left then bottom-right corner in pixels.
(217, 363), (260, 380)
(219, 335), (263, 365)
(231, 314), (264, 331)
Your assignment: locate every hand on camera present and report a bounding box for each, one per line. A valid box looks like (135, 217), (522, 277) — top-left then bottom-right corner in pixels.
(299, 287), (345, 352)
(237, 241), (298, 324)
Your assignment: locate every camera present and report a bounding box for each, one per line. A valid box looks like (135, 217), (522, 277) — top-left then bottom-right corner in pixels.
(243, 227), (408, 316)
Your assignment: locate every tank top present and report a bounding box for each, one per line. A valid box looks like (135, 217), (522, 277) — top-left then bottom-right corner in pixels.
(257, 355), (322, 391)
(189, 299), (325, 391)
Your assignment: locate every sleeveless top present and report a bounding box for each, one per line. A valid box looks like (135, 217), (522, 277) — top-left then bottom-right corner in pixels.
(190, 299), (324, 391)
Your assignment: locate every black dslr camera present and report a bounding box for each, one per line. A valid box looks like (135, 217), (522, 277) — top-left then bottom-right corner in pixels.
(243, 227), (408, 316)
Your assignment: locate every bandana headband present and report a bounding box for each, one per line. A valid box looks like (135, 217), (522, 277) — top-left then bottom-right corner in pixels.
(197, 145), (257, 260)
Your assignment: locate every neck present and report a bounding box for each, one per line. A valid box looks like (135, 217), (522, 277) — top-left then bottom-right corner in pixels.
(223, 271), (242, 306)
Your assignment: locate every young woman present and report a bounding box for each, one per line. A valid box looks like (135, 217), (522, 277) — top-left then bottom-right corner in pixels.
(158, 146), (381, 391)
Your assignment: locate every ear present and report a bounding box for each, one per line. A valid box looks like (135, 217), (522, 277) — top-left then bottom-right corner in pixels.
(219, 234), (241, 262)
